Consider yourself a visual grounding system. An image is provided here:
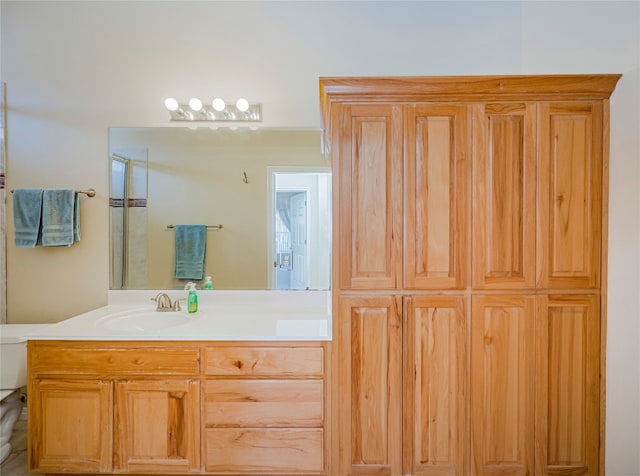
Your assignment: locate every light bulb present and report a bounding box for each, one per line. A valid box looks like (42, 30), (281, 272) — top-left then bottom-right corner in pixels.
(212, 98), (226, 112)
(189, 97), (203, 111)
(236, 98), (249, 112)
(164, 97), (179, 111)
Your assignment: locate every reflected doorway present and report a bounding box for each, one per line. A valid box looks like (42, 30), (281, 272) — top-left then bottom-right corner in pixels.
(269, 168), (331, 290)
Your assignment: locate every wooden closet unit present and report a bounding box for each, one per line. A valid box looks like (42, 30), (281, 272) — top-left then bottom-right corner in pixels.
(320, 75), (620, 476)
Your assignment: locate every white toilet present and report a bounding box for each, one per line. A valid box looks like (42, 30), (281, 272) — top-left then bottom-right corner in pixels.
(0, 324), (46, 464)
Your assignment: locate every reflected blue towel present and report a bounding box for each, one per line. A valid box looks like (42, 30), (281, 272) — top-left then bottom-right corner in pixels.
(13, 188), (44, 248)
(40, 189), (77, 247)
(73, 192), (81, 243)
(174, 225), (207, 280)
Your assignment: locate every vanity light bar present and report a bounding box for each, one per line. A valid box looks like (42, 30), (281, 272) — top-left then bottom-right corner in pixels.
(164, 97), (262, 122)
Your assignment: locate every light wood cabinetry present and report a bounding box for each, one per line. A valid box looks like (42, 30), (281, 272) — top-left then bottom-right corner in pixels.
(335, 104), (403, 290)
(404, 104), (468, 290)
(403, 295), (467, 476)
(29, 341), (202, 474)
(115, 379), (200, 473)
(472, 103), (536, 289)
(29, 378), (114, 473)
(470, 295), (535, 476)
(203, 344), (326, 474)
(334, 102), (467, 292)
(28, 340), (327, 475)
(321, 74), (619, 476)
(537, 102), (603, 290)
(337, 296), (403, 475)
(535, 294), (600, 476)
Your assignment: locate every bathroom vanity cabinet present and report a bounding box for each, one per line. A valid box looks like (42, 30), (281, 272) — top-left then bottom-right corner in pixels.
(28, 340), (327, 475)
(321, 75), (619, 476)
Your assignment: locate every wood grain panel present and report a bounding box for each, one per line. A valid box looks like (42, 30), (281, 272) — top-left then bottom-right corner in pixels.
(337, 295), (402, 475)
(319, 75), (621, 105)
(403, 295), (467, 476)
(29, 341), (200, 376)
(472, 103), (536, 289)
(405, 104), (468, 290)
(471, 295), (534, 476)
(28, 379), (113, 473)
(538, 102), (602, 289)
(535, 295), (600, 476)
(205, 428), (323, 473)
(204, 379), (323, 427)
(337, 104), (402, 289)
(115, 379), (200, 472)
(204, 346), (323, 377)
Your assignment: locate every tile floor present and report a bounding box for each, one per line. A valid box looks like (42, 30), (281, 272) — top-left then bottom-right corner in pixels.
(1, 419), (37, 476)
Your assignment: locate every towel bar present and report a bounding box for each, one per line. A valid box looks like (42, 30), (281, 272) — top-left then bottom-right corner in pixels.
(11, 188), (96, 198)
(167, 224), (223, 230)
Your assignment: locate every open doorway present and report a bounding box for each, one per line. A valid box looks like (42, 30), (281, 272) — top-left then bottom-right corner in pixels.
(269, 168), (331, 290)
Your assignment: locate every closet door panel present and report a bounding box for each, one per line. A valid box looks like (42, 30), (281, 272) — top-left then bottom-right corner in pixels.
(538, 102), (602, 289)
(404, 105), (468, 290)
(403, 295), (467, 476)
(470, 295), (534, 476)
(535, 295), (600, 476)
(337, 104), (403, 290)
(337, 295), (402, 476)
(472, 103), (536, 289)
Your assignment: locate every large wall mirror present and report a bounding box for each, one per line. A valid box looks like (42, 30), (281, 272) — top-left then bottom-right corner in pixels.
(109, 127), (331, 291)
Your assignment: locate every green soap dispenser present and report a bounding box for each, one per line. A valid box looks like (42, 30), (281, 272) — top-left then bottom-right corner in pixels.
(186, 282), (198, 314)
(204, 276), (213, 290)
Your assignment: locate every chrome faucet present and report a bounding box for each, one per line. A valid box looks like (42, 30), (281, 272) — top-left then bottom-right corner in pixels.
(152, 293), (182, 312)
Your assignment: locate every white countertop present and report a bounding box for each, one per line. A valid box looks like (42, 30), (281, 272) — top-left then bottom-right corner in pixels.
(20, 290), (331, 341)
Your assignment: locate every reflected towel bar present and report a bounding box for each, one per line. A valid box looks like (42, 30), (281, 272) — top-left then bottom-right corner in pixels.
(167, 224), (223, 230)
(11, 188), (96, 198)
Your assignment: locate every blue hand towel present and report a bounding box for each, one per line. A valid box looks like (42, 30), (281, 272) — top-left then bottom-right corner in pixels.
(40, 189), (76, 247)
(174, 225), (207, 280)
(73, 192), (81, 243)
(13, 188), (44, 248)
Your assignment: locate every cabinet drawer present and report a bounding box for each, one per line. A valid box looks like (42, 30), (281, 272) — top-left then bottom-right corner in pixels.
(204, 346), (323, 376)
(205, 428), (323, 473)
(204, 379), (323, 427)
(29, 342), (200, 376)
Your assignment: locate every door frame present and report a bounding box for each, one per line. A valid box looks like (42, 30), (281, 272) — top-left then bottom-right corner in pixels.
(267, 166), (331, 289)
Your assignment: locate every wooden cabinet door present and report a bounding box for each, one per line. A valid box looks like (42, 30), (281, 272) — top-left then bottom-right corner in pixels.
(337, 295), (402, 475)
(535, 295), (600, 476)
(403, 295), (467, 476)
(472, 103), (537, 289)
(335, 103), (403, 290)
(538, 102), (603, 289)
(29, 379), (113, 473)
(115, 379), (200, 473)
(404, 105), (468, 290)
(471, 295), (535, 476)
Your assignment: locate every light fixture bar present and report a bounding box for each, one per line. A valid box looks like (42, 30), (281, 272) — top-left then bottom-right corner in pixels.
(164, 98), (262, 122)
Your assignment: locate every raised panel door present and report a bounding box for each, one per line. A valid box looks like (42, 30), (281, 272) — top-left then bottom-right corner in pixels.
(28, 379), (113, 473)
(115, 379), (200, 473)
(538, 102), (603, 289)
(335, 103), (403, 290)
(337, 295), (402, 476)
(535, 295), (600, 476)
(472, 103), (537, 289)
(404, 104), (468, 290)
(470, 295), (535, 476)
(403, 295), (467, 476)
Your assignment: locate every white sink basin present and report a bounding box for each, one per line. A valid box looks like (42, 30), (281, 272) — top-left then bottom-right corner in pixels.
(94, 309), (191, 332)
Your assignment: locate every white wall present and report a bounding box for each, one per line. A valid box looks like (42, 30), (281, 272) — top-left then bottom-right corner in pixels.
(1, 1), (638, 473)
